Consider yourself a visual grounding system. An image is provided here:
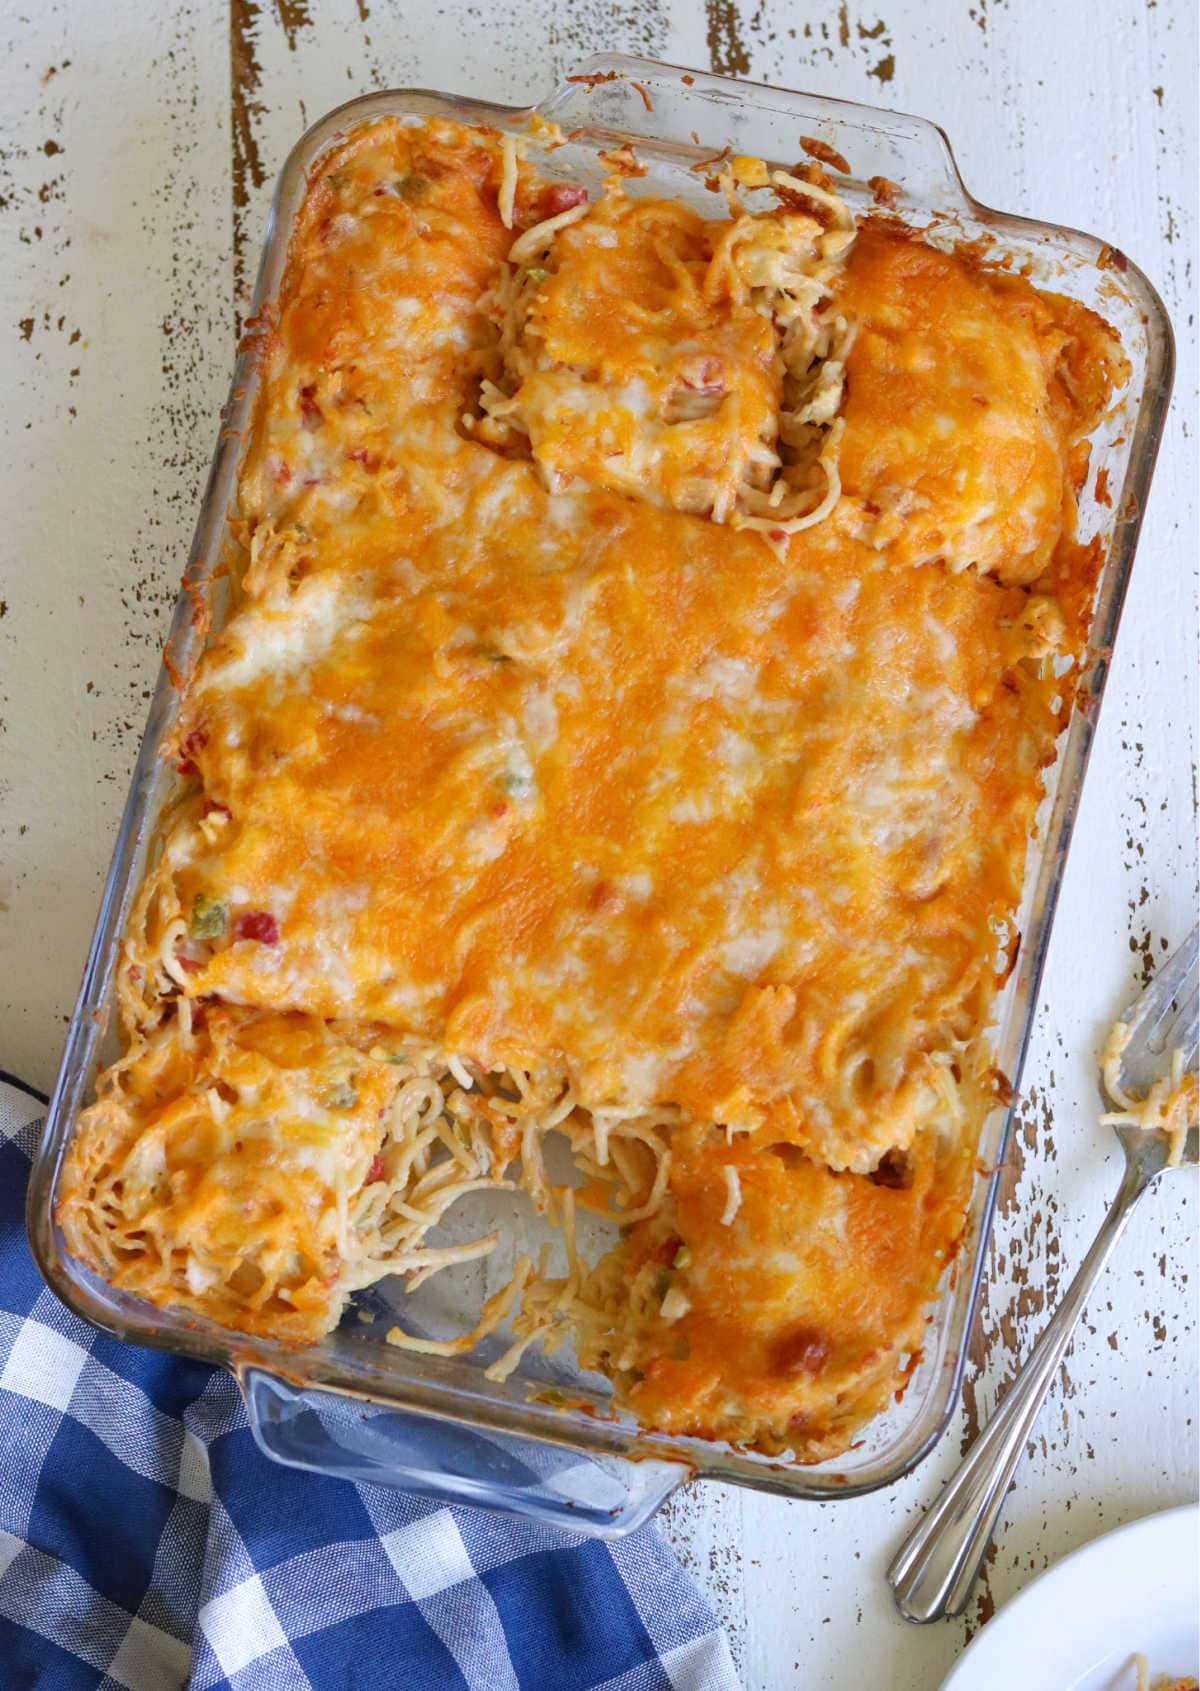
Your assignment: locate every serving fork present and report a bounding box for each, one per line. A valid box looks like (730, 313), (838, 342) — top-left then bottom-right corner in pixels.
(888, 929), (1199, 1623)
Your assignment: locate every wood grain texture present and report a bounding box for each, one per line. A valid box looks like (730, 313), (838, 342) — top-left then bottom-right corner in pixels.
(0, 3), (1194, 1686)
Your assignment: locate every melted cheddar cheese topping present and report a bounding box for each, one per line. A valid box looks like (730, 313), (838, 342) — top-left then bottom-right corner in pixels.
(60, 115), (1124, 1459)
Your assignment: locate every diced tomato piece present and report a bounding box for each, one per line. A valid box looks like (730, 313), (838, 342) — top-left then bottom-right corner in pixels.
(234, 911), (280, 944)
(175, 725), (208, 776)
(365, 1153), (386, 1184)
(540, 182), (587, 218)
(299, 384), (323, 429)
(681, 357), (723, 392)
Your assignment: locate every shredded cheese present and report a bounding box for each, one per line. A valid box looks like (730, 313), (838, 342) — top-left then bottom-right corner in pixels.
(720, 1164), (742, 1226)
(497, 132), (519, 230)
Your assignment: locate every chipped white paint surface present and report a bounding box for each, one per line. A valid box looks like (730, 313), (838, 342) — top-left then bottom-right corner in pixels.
(0, 3), (1194, 1686)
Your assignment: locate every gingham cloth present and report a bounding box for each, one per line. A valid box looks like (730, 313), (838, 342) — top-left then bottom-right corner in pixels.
(0, 1075), (740, 1691)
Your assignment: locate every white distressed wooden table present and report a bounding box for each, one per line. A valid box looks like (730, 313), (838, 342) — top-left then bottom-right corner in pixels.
(1, 3), (1195, 1686)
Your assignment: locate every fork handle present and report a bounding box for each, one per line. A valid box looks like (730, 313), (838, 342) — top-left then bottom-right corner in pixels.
(888, 1154), (1156, 1622)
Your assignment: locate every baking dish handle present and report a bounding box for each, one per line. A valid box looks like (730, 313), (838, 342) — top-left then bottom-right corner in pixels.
(236, 1364), (687, 1538)
(538, 53), (972, 212)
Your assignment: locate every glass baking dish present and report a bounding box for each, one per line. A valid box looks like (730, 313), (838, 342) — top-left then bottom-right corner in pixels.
(27, 53), (1174, 1538)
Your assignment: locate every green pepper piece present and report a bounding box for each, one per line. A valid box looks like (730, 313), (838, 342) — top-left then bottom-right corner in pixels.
(189, 895), (228, 940)
(324, 1079), (358, 1110)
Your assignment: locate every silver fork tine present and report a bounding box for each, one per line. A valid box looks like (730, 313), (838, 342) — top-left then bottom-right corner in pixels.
(1156, 940), (1199, 1061)
(1172, 1004), (1198, 1071)
(1118, 938), (1199, 1097)
(1119, 928), (1199, 1047)
(1148, 949), (1199, 1065)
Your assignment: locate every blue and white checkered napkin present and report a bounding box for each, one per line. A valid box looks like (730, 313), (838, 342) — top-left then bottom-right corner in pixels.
(0, 1075), (740, 1691)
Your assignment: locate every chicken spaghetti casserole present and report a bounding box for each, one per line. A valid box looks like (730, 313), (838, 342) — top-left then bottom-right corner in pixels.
(59, 114), (1127, 1459)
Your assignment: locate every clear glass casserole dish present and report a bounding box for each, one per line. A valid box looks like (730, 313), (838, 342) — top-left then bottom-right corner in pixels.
(27, 53), (1174, 1537)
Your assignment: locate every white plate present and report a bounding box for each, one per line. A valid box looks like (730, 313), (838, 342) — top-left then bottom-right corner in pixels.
(941, 1505), (1199, 1691)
